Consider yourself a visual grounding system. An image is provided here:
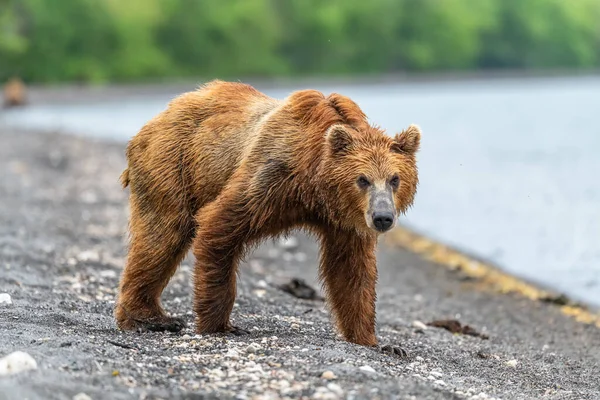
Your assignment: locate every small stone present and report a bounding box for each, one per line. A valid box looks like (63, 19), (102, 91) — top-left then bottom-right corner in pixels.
(0, 351), (37, 376)
(246, 343), (261, 354)
(291, 323), (300, 330)
(279, 236), (299, 250)
(505, 359), (518, 368)
(312, 387), (338, 400)
(99, 270), (117, 279)
(77, 250), (100, 262)
(182, 334), (192, 340)
(412, 320), (428, 330)
(0, 293), (12, 305)
(430, 370), (443, 378)
(434, 379), (446, 386)
(327, 383), (344, 396)
(257, 280), (268, 288)
(321, 370), (337, 380)
(73, 393), (93, 400)
(359, 365), (376, 374)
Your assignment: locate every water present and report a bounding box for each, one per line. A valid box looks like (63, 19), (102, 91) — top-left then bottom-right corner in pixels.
(2, 76), (599, 307)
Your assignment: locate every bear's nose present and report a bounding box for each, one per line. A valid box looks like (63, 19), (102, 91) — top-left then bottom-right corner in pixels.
(372, 212), (394, 232)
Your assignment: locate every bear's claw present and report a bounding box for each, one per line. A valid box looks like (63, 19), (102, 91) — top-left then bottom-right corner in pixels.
(228, 326), (251, 336)
(379, 344), (409, 358)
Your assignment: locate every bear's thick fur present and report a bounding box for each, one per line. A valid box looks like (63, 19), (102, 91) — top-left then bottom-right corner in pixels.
(116, 80), (420, 346)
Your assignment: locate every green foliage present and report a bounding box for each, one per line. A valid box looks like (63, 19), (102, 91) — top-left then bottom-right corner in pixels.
(1, 0), (599, 83)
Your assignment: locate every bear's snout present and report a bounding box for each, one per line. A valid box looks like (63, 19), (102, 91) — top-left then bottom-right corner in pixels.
(372, 211), (394, 232)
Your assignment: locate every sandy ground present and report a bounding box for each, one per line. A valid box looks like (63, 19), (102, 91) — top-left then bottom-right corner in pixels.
(0, 127), (599, 400)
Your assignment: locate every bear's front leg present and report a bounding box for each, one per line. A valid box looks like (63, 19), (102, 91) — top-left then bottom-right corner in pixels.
(192, 191), (251, 336)
(319, 230), (379, 346)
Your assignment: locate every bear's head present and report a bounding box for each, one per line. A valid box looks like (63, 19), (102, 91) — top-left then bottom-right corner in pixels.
(323, 123), (421, 234)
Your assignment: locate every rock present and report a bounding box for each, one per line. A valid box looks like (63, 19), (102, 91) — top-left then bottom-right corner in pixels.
(312, 387), (338, 400)
(505, 359), (518, 368)
(279, 236), (298, 250)
(321, 370), (337, 380)
(246, 343), (261, 354)
(290, 323), (300, 330)
(327, 383), (344, 396)
(73, 393), (93, 400)
(0, 351), (38, 376)
(412, 320), (428, 330)
(430, 370), (443, 378)
(0, 293), (12, 305)
(99, 270), (117, 279)
(359, 365), (376, 374)
(257, 280), (268, 288)
(77, 250), (100, 262)
(434, 379), (446, 386)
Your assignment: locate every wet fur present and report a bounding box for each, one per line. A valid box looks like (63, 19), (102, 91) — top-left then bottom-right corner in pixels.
(115, 80), (420, 346)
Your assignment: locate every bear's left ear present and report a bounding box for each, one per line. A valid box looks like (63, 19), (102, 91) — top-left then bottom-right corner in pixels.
(326, 124), (353, 155)
(392, 124), (421, 155)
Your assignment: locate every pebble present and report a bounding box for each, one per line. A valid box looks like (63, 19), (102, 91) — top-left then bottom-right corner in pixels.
(290, 323), (300, 330)
(73, 393), (93, 400)
(412, 320), (428, 330)
(430, 370), (443, 378)
(505, 359), (518, 368)
(359, 365), (376, 374)
(0, 351), (38, 376)
(434, 379), (447, 386)
(77, 250), (100, 262)
(257, 280), (268, 288)
(327, 383), (344, 396)
(312, 387), (338, 400)
(0, 293), (12, 305)
(279, 236), (299, 250)
(321, 370), (337, 380)
(246, 343), (261, 354)
(99, 269), (117, 279)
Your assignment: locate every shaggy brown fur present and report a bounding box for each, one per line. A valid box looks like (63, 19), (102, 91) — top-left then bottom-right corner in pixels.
(115, 80), (421, 346)
(3, 77), (26, 108)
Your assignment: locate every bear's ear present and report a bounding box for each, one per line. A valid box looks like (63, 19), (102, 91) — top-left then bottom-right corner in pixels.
(392, 124), (421, 155)
(326, 124), (353, 155)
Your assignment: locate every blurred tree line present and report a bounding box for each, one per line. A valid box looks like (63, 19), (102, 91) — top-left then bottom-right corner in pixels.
(1, 0), (599, 83)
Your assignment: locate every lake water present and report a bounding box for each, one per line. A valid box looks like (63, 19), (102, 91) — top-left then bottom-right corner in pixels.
(2, 76), (599, 308)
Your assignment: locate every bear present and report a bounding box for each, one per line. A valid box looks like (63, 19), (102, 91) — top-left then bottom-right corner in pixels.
(115, 80), (420, 349)
(3, 77), (27, 108)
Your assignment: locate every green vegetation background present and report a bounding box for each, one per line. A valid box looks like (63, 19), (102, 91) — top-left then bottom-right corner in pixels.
(1, 0), (599, 84)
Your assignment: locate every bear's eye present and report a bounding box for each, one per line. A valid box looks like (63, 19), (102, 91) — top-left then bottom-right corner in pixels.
(357, 175), (371, 189)
(390, 175), (400, 189)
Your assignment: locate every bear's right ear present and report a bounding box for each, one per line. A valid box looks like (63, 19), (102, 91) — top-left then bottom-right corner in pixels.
(326, 124), (353, 155)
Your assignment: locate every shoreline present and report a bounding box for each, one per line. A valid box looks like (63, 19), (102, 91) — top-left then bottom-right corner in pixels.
(7, 69), (600, 106)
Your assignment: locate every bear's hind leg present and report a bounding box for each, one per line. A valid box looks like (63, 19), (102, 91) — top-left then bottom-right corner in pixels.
(116, 202), (194, 333)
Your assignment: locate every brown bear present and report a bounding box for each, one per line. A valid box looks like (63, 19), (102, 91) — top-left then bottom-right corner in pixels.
(3, 77), (27, 108)
(115, 80), (420, 349)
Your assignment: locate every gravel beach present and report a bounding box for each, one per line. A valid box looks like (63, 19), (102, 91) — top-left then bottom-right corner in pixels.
(1, 125), (599, 400)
